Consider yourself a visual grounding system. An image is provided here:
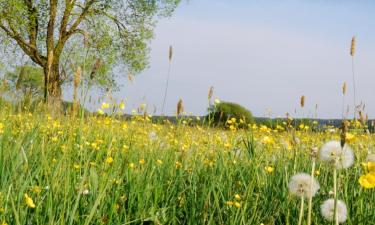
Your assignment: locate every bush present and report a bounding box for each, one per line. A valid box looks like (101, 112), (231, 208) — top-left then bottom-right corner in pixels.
(207, 101), (254, 128)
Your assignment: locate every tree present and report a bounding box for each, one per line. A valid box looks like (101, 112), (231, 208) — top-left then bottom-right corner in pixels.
(5, 65), (44, 98)
(0, 0), (180, 106)
(4, 65), (44, 107)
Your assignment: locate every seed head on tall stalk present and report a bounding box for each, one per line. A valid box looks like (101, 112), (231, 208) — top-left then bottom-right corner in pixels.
(161, 46), (173, 115)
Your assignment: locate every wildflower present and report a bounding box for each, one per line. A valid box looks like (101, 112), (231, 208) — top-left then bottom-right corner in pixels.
(226, 201), (234, 206)
(24, 193), (36, 208)
(362, 162), (375, 172)
(288, 173), (320, 198)
(97, 109), (104, 115)
(139, 159), (145, 165)
(82, 189), (90, 195)
(119, 101), (125, 110)
(234, 194), (241, 201)
(105, 156), (114, 164)
(265, 166), (274, 173)
(261, 136), (274, 145)
(234, 202), (241, 208)
(320, 199), (348, 223)
(101, 102), (110, 109)
(359, 173), (375, 189)
(175, 161), (182, 168)
(319, 141), (354, 169)
(1, 221), (8, 225)
(129, 163), (135, 169)
(345, 133), (355, 143)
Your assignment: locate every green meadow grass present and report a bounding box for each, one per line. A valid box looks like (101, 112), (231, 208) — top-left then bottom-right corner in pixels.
(0, 108), (374, 225)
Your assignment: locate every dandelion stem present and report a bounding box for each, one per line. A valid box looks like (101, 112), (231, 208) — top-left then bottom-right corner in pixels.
(298, 196), (305, 225)
(307, 160), (316, 225)
(333, 166), (339, 225)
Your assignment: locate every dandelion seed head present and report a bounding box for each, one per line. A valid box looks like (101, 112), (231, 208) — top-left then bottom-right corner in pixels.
(320, 199), (348, 223)
(319, 141), (354, 169)
(288, 173), (320, 198)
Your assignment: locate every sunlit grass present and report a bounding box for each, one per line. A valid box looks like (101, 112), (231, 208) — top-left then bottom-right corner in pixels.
(0, 107), (374, 224)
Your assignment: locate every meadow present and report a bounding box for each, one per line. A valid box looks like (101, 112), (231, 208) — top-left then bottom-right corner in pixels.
(0, 102), (374, 225)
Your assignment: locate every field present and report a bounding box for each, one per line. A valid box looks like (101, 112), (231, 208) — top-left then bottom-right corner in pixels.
(0, 105), (374, 225)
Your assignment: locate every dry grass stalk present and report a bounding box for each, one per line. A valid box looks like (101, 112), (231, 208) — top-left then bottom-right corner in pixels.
(169, 46), (173, 62)
(342, 82), (347, 95)
(72, 66), (82, 116)
(350, 36), (356, 56)
(177, 99), (184, 116)
(300, 95), (305, 108)
(208, 86), (214, 100)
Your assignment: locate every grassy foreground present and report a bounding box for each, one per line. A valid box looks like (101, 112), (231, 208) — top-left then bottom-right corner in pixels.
(0, 108), (374, 225)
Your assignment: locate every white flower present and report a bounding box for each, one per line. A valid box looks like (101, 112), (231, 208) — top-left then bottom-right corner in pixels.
(82, 189), (90, 195)
(320, 199), (348, 223)
(288, 173), (320, 198)
(149, 131), (158, 141)
(319, 141), (354, 169)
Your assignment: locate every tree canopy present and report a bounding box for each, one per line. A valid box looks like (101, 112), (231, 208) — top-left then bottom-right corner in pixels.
(0, 0), (181, 103)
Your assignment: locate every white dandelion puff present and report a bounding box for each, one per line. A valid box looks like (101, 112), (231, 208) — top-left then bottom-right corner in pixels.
(288, 173), (320, 198)
(320, 199), (348, 223)
(319, 141), (354, 169)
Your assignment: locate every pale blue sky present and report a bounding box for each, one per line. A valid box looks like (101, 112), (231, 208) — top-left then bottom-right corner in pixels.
(107, 0), (375, 118)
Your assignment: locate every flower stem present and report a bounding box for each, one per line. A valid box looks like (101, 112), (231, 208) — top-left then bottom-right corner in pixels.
(334, 167), (339, 225)
(307, 160), (316, 225)
(298, 196), (305, 225)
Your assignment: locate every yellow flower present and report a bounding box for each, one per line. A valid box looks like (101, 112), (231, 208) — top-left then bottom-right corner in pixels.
(129, 163), (135, 169)
(261, 136), (274, 145)
(359, 173), (375, 189)
(345, 133), (355, 143)
(105, 156), (114, 164)
(226, 201), (234, 206)
(234, 194), (241, 201)
(1, 221), (8, 225)
(156, 159), (163, 165)
(234, 202), (241, 208)
(24, 193), (36, 208)
(265, 166), (274, 173)
(31, 186), (42, 195)
(362, 162), (375, 172)
(101, 102), (110, 109)
(119, 101), (126, 110)
(139, 159), (145, 165)
(97, 109), (104, 115)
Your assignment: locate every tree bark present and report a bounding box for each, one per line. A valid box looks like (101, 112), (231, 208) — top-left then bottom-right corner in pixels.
(44, 60), (62, 110)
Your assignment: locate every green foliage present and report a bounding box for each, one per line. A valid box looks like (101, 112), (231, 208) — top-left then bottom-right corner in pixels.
(4, 65), (44, 98)
(0, 0), (181, 90)
(207, 102), (254, 128)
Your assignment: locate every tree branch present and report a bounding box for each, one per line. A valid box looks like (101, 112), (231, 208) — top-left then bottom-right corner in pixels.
(67, 0), (96, 35)
(23, 0), (39, 48)
(0, 21), (45, 66)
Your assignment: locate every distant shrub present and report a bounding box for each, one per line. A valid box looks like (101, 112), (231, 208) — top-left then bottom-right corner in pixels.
(207, 102), (254, 128)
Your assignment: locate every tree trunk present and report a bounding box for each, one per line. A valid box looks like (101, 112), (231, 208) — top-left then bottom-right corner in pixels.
(44, 61), (62, 111)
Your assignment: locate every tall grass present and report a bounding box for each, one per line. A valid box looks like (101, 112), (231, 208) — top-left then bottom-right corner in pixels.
(0, 104), (374, 224)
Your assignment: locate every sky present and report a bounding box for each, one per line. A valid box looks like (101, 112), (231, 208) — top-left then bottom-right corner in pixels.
(97, 0), (375, 119)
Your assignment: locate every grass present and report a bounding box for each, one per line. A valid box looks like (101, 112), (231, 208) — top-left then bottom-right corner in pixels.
(0, 105), (374, 225)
